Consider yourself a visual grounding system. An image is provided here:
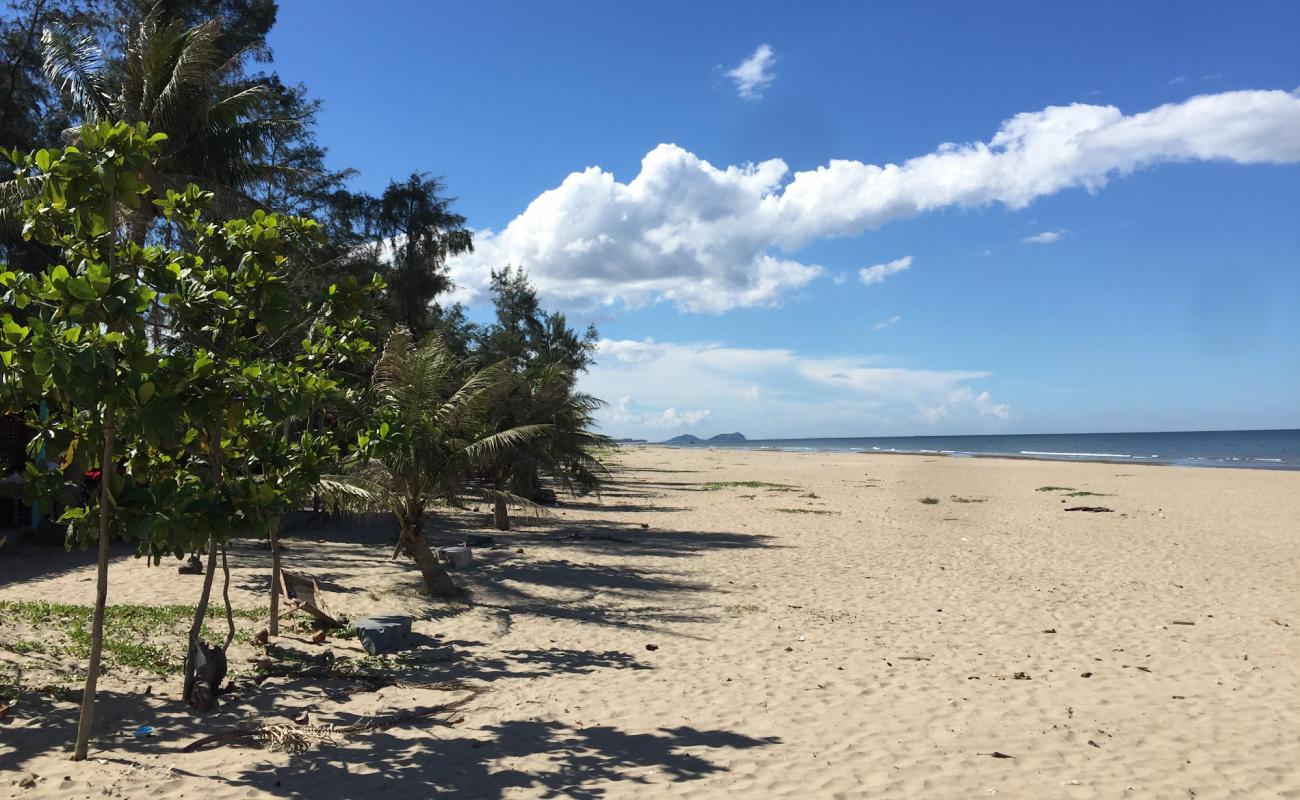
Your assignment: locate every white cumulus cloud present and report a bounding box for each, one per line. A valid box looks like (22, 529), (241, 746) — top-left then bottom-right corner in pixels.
(1023, 229), (1070, 244)
(447, 88), (1300, 314)
(859, 256), (913, 285)
(726, 43), (776, 100)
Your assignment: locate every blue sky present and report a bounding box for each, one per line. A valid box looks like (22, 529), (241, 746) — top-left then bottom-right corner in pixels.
(268, 1), (1300, 439)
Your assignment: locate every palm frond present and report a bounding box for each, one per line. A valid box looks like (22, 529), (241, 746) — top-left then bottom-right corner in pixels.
(150, 18), (224, 133)
(463, 424), (553, 465)
(317, 471), (398, 515)
(41, 26), (111, 121)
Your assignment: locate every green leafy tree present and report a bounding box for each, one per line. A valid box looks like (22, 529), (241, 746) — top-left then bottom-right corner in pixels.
(471, 266), (604, 527)
(1, 122), (378, 749)
(147, 183), (377, 704)
(475, 265), (596, 371)
(321, 330), (543, 597)
(1, 121), (166, 760)
(483, 362), (609, 531)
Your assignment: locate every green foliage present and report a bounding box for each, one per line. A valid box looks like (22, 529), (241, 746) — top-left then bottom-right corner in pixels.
(369, 172), (473, 343)
(1, 120), (378, 561)
(482, 361), (610, 510)
(475, 266), (597, 371)
(324, 330), (543, 524)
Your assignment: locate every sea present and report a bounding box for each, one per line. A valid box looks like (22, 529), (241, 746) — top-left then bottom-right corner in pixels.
(654, 429), (1300, 471)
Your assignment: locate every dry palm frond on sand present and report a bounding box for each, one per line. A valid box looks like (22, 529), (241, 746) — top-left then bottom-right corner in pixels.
(182, 682), (483, 753)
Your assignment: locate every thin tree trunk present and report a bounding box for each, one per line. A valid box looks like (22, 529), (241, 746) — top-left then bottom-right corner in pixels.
(72, 403), (115, 761)
(182, 432), (222, 707)
(182, 537), (219, 706)
(270, 418), (289, 636)
(220, 543), (234, 650)
(269, 518), (281, 636)
(73, 186), (118, 761)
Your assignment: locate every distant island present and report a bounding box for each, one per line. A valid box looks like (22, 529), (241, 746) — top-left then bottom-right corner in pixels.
(661, 432), (747, 445)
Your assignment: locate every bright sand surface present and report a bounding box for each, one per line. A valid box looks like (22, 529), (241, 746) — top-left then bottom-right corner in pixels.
(2, 446), (1299, 798)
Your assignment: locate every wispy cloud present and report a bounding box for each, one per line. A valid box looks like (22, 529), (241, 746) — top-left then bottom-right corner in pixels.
(1023, 229), (1070, 244)
(1169, 75), (1188, 85)
(447, 88), (1300, 313)
(726, 44), (775, 100)
(873, 315), (902, 331)
(859, 256), (913, 285)
(605, 396), (711, 429)
(588, 338), (1011, 438)
(920, 388), (1012, 423)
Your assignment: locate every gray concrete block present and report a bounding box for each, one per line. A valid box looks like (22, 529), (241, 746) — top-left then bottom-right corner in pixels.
(354, 614), (413, 655)
(437, 546), (472, 570)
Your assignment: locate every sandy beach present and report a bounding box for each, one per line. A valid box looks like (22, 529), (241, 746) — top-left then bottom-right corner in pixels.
(2, 446), (1298, 799)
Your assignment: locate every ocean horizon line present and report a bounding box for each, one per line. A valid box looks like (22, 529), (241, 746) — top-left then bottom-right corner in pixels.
(637, 428), (1300, 471)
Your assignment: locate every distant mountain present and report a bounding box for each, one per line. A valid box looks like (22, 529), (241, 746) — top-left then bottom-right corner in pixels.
(707, 432), (746, 442)
(662, 434), (703, 445)
(660, 432), (746, 445)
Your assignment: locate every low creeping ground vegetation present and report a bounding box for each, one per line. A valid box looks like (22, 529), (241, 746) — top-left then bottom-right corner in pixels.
(950, 496), (988, 503)
(700, 480), (798, 491)
(0, 601), (261, 676)
(774, 507), (839, 515)
(919, 497), (941, 504)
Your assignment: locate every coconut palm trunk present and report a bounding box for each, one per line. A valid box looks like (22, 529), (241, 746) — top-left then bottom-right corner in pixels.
(492, 474), (510, 531)
(493, 497), (510, 531)
(400, 504), (457, 597)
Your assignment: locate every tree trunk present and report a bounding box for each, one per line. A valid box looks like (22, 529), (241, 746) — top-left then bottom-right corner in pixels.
(182, 432), (223, 707)
(268, 518), (281, 637)
(73, 186), (118, 761)
(181, 536), (219, 706)
(220, 544), (234, 650)
(493, 496), (510, 531)
(72, 403), (115, 762)
(400, 510), (457, 597)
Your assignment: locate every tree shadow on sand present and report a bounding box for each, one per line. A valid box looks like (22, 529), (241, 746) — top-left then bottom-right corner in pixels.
(211, 719), (781, 799)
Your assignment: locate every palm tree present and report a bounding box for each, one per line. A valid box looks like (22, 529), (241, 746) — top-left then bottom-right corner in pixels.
(39, 4), (284, 238)
(484, 362), (610, 531)
(321, 329), (547, 597)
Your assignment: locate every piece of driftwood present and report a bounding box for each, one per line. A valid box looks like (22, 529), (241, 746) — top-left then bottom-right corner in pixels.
(279, 570), (339, 626)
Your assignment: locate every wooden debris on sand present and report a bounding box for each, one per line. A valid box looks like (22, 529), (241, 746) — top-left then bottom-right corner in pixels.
(279, 569), (339, 626)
